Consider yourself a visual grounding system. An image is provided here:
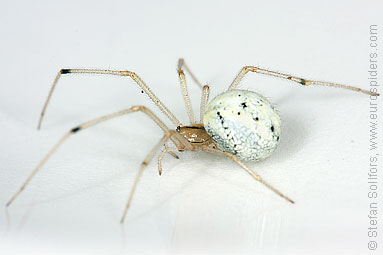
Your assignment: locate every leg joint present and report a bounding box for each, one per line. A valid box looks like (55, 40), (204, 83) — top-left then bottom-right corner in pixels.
(120, 71), (135, 77)
(165, 130), (176, 138)
(61, 69), (71, 74)
(177, 58), (184, 70)
(244, 66), (259, 73)
(130, 105), (147, 112)
(71, 126), (81, 133)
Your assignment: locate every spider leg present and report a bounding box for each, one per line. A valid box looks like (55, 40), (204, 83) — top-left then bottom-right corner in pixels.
(38, 69), (182, 130)
(228, 66), (379, 96)
(199, 85), (210, 123)
(164, 142), (179, 159)
(177, 58), (203, 89)
(177, 68), (197, 124)
(202, 145), (294, 204)
(6, 106), (179, 207)
(120, 131), (177, 223)
(177, 58), (211, 125)
(157, 147), (179, 176)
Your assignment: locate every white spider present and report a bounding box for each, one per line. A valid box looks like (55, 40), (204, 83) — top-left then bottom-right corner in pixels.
(6, 58), (378, 223)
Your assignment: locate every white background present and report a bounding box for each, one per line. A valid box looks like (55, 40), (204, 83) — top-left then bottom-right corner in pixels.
(0, 0), (382, 254)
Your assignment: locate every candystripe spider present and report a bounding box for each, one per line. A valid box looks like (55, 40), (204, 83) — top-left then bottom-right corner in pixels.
(6, 58), (378, 223)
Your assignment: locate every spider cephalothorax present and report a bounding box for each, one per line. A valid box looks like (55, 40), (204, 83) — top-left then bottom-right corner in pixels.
(176, 124), (213, 147)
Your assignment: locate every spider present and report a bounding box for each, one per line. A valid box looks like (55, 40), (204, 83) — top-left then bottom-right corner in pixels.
(6, 59), (378, 223)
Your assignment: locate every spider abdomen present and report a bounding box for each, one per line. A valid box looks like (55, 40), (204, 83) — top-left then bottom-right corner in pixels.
(203, 90), (281, 161)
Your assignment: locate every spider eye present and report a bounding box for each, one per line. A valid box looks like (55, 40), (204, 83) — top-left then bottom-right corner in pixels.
(176, 126), (181, 132)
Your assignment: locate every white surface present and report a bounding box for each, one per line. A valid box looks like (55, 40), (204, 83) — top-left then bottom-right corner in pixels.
(0, 0), (381, 254)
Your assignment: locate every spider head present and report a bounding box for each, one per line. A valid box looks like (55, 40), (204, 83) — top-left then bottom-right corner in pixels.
(176, 124), (212, 145)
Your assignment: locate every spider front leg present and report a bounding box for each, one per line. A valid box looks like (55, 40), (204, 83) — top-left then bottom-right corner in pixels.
(38, 68), (182, 129)
(177, 58), (212, 125)
(164, 142), (179, 159)
(120, 131), (178, 223)
(202, 145), (294, 204)
(6, 106), (179, 207)
(228, 66), (379, 96)
(199, 85), (210, 123)
(157, 147), (179, 176)
(177, 67), (197, 124)
(177, 58), (203, 89)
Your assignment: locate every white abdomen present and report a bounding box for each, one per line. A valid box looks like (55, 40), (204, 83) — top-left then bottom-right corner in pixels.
(203, 90), (281, 161)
